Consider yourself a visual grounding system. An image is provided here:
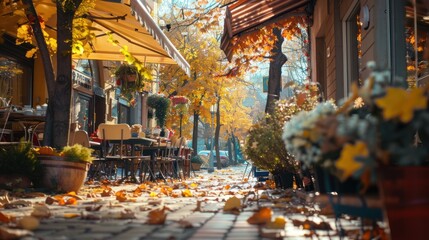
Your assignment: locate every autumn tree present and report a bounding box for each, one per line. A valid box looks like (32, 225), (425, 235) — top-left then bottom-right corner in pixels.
(158, 0), (252, 164)
(226, 17), (308, 115)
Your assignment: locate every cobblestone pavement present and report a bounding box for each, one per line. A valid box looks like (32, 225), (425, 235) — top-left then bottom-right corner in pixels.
(0, 165), (387, 239)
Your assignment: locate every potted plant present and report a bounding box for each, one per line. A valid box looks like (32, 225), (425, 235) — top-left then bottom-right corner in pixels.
(0, 141), (42, 189)
(190, 155), (204, 171)
(35, 144), (94, 193)
(244, 82), (322, 188)
(114, 63), (151, 106)
(147, 94), (171, 135)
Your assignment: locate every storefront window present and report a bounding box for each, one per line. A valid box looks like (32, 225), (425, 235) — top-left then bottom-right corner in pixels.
(0, 56), (32, 106)
(406, 0), (429, 86)
(118, 102), (130, 124)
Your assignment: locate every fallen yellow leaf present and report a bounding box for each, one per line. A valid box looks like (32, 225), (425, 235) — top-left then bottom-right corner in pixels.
(247, 207), (272, 224)
(223, 196), (241, 211)
(63, 213), (80, 219)
(147, 207), (167, 225)
(265, 216), (286, 229)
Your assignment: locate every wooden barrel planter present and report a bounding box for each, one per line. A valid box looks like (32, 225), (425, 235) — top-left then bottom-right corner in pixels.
(38, 155), (89, 193)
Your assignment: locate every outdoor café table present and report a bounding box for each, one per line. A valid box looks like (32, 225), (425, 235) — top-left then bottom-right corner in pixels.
(8, 112), (46, 143)
(109, 137), (158, 182)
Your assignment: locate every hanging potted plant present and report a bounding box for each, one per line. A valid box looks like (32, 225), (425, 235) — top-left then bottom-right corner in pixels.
(114, 63), (151, 107)
(147, 94), (171, 135)
(34, 144), (94, 193)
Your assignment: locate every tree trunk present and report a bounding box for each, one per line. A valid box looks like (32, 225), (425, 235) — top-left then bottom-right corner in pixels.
(192, 110), (199, 157)
(215, 97), (221, 170)
(22, 0), (55, 146)
(22, 0), (83, 148)
(265, 27), (287, 115)
(231, 134), (238, 164)
(227, 136), (233, 165)
(46, 5), (76, 149)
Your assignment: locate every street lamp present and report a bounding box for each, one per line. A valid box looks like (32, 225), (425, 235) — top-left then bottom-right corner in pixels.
(208, 104), (216, 173)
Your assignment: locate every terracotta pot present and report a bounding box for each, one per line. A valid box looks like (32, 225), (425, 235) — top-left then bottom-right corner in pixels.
(378, 166), (429, 240)
(38, 155), (89, 193)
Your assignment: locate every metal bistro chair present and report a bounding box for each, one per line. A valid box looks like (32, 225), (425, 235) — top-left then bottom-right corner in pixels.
(0, 106), (14, 142)
(97, 123), (142, 182)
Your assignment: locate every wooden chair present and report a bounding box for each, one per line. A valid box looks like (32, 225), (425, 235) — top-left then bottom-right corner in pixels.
(97, 123), (143, 182)
(169, 137), (186, 179)
(69, 130), (90, 147)
(154, 141), (174, 182)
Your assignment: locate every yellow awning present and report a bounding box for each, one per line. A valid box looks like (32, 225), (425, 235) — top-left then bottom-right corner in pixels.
(0, 0), (190, 76)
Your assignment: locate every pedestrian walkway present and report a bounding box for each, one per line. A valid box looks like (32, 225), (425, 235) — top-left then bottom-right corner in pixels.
(0, 165), (387, 239)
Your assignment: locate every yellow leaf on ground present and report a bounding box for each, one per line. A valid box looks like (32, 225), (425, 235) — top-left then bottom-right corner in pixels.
(247, 207), (272, 224)
(182, 189), (193, 197)
(265, 216), (286, 229)
(147, 207), (167, 225)
(63, 213), (79, 219)
(223, 196), (241, 211)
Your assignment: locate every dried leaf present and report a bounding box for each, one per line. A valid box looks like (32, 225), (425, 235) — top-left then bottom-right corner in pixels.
(0, 212), (11, 223)
(120, 209), (136, 219)
(17, 216), (40, 230)
(45, 196), (56, 205)
(0, 226), (33, 239)
(4, 200), (32, 209)
(178, 220), (193, 228)
(115, 190), (128, 202)
(223, 196), (241, 211)
(181, 189), (193, 197)
(247, 207), (272, 224)
(265, 217), (286, 229)
(62, 213), (79, 218)
(81, 212), (101, 220)
(147, 207), (167, 225)
(31, 204), (51, 218)
(85, 205), (103, 212)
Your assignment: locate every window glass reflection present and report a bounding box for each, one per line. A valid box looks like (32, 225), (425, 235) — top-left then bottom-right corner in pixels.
(406, 0), (429, 86)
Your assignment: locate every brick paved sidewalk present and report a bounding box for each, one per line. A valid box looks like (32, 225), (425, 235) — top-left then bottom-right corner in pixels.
(0, 165), (387, 239)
